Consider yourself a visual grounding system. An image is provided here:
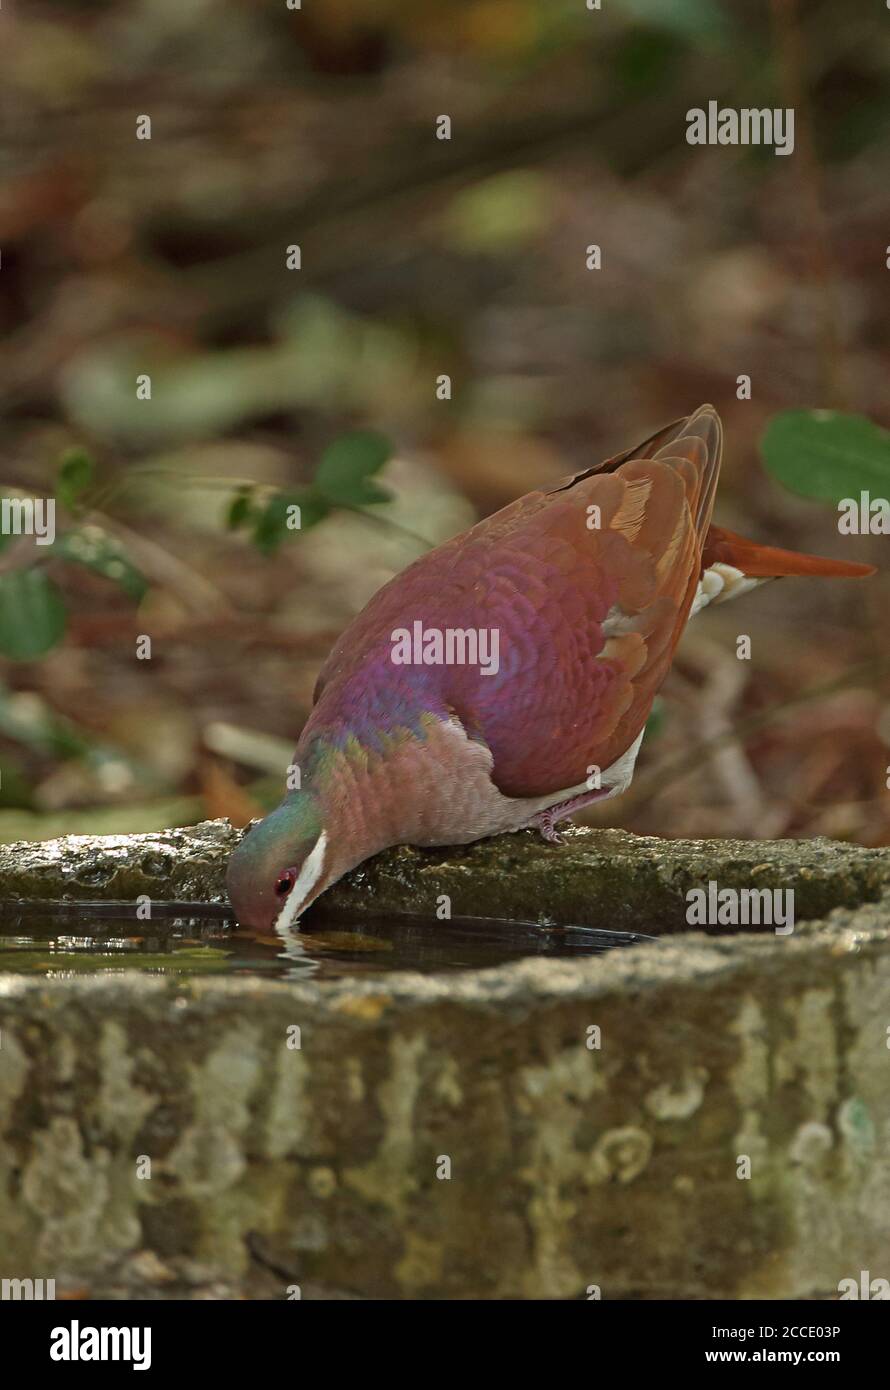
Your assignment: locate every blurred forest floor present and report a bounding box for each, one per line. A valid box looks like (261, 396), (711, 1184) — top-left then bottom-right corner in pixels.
(0, 0), (888, 846)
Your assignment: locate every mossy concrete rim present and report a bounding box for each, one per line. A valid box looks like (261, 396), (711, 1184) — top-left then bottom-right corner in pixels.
(2, 817), (890, 935)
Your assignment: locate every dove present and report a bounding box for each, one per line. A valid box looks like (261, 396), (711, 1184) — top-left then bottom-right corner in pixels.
(226, 406), (874, 932)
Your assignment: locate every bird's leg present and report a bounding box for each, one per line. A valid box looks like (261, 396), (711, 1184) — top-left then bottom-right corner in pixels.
(534, 811), (567, 845)
(529, 787), (614, 844)
(529, 729), (645, 843)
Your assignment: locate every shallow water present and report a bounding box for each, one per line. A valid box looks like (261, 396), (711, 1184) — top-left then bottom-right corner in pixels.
(0, 901), (657, 982)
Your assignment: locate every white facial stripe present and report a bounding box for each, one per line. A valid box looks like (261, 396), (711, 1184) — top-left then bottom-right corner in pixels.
(273, 830), (328, 938)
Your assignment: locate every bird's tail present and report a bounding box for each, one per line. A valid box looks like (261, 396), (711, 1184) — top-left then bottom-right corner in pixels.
(701, 524), (876, 580)
(631, 405), (875, 582)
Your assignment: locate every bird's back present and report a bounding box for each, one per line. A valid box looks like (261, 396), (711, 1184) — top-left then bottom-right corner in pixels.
(306, 406), (722, 798)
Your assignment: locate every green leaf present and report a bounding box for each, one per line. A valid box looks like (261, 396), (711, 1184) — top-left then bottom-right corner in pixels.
(57, 447), (95, 511)
(58, 526), (147, 601)
(314, 431), (393, 507)
(226, 486), (256, 530)
(761, 410), (890, 504)
(251, 489), (330, 555)
(0, 570), (66, 660)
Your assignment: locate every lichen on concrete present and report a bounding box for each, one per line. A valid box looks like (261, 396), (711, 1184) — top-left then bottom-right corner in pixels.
(0, 820), (235, 905)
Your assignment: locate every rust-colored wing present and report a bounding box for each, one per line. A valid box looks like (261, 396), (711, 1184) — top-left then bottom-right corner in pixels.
(445, 404), (723, 794)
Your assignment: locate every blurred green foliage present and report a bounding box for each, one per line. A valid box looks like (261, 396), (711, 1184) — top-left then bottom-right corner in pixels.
(0, 429), (394, 659)
(57, 448), (94, 512)
(0, 570), (66, 661)
(0, 450), (148, 660)
(226, 428), (393, 554)
(761, 411), (890, 504)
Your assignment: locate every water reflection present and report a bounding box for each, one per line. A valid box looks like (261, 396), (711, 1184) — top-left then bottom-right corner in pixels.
(0, 900), (658, 983)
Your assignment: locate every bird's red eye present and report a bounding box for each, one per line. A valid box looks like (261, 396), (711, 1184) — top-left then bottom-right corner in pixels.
(275, 868), (297, 896)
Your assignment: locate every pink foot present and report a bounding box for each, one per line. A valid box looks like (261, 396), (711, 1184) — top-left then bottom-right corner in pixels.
(535, 813), (566, 844)
(530, 787), (613, 844)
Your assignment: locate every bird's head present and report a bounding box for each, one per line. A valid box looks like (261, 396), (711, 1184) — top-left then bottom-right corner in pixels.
(226, 794), (329, 933)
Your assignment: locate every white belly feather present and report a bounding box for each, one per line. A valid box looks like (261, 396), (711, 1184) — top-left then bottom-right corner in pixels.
(690, 561), (767, 616)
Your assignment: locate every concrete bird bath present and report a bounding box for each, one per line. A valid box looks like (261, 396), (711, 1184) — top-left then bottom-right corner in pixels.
(1, 820), (889, 1299)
